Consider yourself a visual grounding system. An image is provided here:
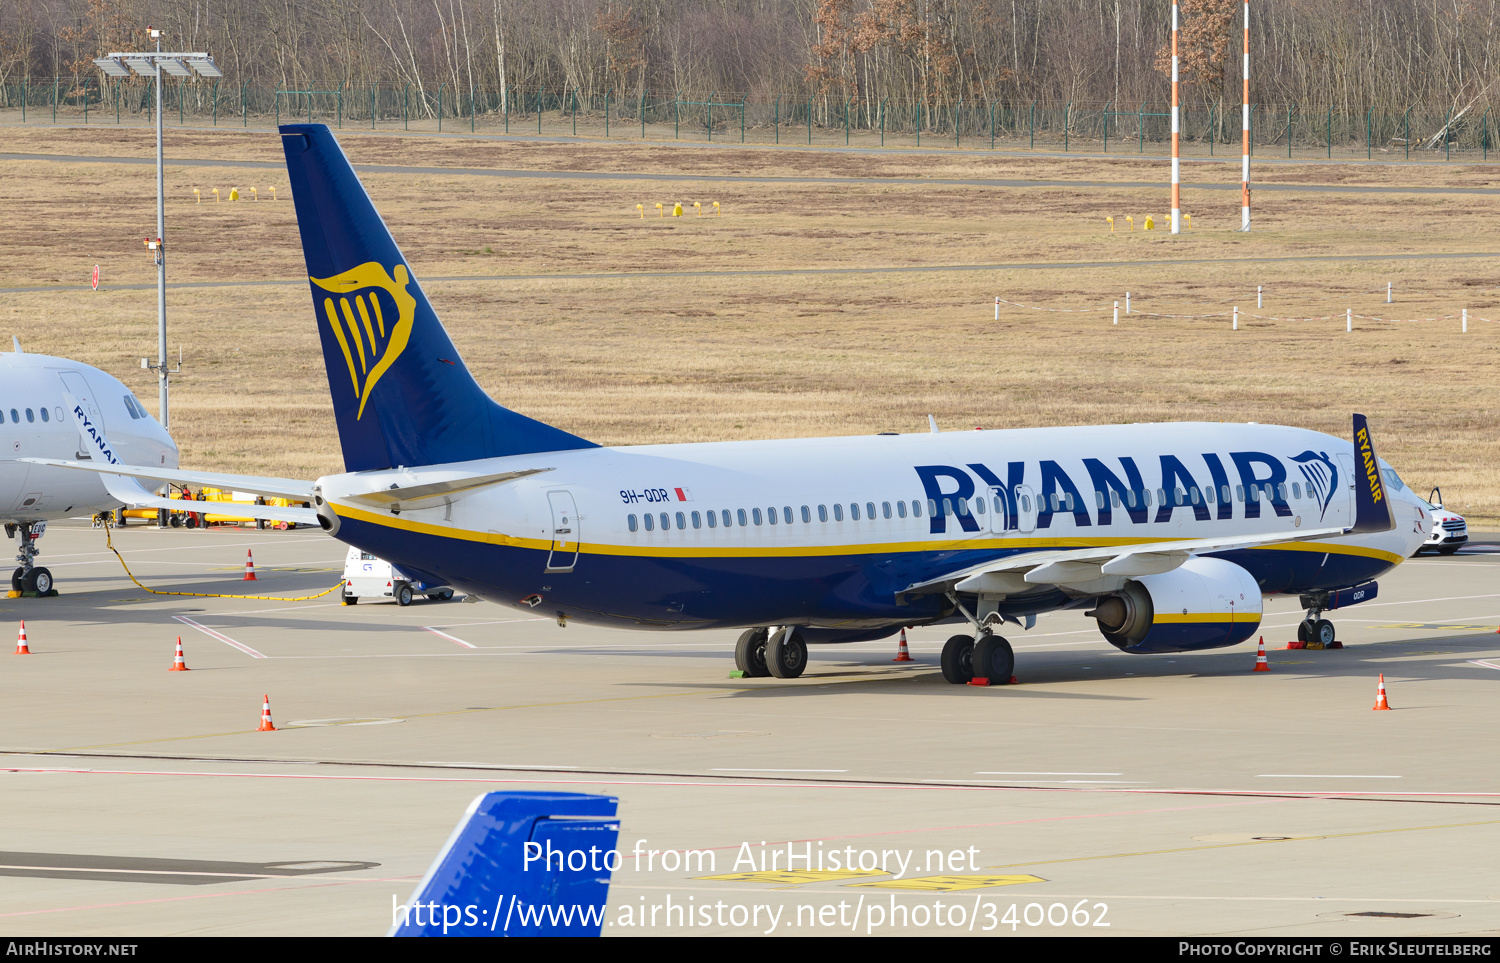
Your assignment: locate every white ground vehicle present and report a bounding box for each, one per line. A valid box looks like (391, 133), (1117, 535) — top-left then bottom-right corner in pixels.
(341, 547), (454, 605)
(1417, 487), (1468, 555)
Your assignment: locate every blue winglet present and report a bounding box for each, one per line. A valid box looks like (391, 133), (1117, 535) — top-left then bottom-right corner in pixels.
(390, 791), (619, 937)
(1349, 413), (1394, 534)
(280, 124), (597, 472)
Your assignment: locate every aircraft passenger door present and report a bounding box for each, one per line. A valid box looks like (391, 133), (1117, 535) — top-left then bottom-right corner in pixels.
(545, 490), (579, 573)
(988, 486), (1012, 534)
(58, 371), (102, 459)
(1015, 485), (1038, 534)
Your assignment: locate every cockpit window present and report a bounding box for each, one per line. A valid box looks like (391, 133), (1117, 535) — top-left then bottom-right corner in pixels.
(1380, 467), (1406, 493)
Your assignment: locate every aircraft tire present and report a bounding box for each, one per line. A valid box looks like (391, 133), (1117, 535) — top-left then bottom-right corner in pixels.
(429, 589), (454, 601)
(395, 582), (414, 607)
(1297, 621), (1312, 644)
(973, 635), (1014, 683)
(10, 568), (22, 592)
(1313, 619), (1336, 647)
(940, 635), (975, 684)
(169, 515), (181, 528)
(734, 628), (770, 677)
(23, 568), (52, 595)
(766, 627), (807, 679)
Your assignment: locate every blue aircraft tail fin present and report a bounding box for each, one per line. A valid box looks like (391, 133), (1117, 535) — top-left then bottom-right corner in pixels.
(1349, 413), (1394, 534)
(279, 124), (595, 472)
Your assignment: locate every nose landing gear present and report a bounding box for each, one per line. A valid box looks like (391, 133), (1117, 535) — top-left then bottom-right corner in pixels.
(6, 522), (56, 598)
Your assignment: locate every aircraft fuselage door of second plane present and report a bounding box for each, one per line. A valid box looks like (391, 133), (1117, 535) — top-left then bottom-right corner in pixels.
(58, 371), (102, 459)
(546, 490), (580, 573)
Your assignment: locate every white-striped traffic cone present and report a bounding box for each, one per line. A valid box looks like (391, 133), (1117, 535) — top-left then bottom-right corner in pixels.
(243, 550), (258, 581)
(257, 694), (277, 731)
(1253, 636), (1269, 672)
(169, 636), (189, 671)
(14, 620), (29, 655)
(892, 627), (914, 662)
(1372, 674), (1392, 711)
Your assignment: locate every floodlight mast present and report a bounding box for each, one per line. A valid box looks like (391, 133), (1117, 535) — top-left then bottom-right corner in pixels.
(93, 31), (218, 429)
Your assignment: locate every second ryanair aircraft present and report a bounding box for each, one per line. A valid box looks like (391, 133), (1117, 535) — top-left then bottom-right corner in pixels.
(37, 124), (1431, 683)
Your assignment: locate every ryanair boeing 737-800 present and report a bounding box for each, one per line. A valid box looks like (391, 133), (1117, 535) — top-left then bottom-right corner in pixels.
(34, 124), (1431, 682)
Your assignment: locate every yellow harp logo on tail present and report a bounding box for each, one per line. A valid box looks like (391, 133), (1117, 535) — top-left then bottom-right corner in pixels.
(310, 262), (417, 419)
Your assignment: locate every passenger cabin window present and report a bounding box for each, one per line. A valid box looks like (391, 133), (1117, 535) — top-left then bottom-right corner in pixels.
(818, 505), (828, 522)
(850, 503), (860, 521)
(801, 506), (811, 523)
(882, 501), (892, 519)
(721, 510), (731, 527)
(40, 408), (49, 422)
(913, 500), (923, 517)
(707, 510), (717, 528)
(765, 507), (776, 525)
(25, 409), (34, 423)
(752, 508), (763, 525)
(833, 504), (844, 522)
(897, 501), (907, 518)
(8, 409), (16, 423)
(782, 507), (793, 524)
(628, 514), (638, 532)
(644, 513), (655, 531)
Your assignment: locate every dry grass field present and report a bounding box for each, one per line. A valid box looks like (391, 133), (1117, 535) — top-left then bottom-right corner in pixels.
(2, 126), (1497, 521)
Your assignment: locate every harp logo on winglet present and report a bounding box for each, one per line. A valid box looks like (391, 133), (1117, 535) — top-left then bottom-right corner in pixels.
(311, 262), (417, 419)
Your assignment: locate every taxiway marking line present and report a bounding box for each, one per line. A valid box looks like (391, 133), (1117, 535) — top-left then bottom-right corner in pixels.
(977, 771), (1123, 776)
(8, 767), (1500, 799)
(1254, 768), (1404, 774)
(1467, 660), (1500, 671)
(173, 617), (267, 659)
(423, 626), (476, 649)
(711, 768), (849, 773)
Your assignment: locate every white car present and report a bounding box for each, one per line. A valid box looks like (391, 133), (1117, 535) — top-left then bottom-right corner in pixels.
(1417, 487), (1467, 555)
(341, 547), (455, 605)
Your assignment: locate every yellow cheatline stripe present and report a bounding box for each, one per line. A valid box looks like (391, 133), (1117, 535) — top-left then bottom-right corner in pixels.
(1153, 612), (1254, 624)
(333, 502), (1404, 565)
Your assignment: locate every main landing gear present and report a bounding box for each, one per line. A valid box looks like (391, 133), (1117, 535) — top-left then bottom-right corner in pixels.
(1296, 592), (1338, 648)
(6, 522), (55, 598)
(734, 626), (808, 679)
(941, 630), (1014, 685)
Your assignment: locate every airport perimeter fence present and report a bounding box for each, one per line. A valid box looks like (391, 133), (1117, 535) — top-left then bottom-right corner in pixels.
(2, 79), (1497, 160)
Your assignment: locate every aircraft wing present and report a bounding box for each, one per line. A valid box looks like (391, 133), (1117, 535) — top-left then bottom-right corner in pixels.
(20, 457), (314, 502)
(18, 397), (318, 523)
(905, 413), (1395, 598)
(90, 470), (317, 525)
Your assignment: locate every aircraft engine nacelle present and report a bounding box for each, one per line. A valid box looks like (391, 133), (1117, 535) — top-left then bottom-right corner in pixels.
(1086, 556), (1262, 654)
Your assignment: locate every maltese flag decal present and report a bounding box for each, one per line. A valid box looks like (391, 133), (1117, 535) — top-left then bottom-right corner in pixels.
(674, 488), (693, 502)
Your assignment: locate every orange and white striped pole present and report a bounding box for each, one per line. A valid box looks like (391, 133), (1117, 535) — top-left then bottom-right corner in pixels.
(1170, 0), (1181, 235)
(1241, 0), (1251, 231)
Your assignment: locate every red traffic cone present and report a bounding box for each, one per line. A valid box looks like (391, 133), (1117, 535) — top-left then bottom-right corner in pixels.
(14, 620), (30, 655)
(892, 627), (914, 662)
(243, 550), (258, 581)
(169, 636), (189, 671)
(257, 694), (277, 731)
(1253, 636), (1270, 672)
(1372, 674), (1392, 711)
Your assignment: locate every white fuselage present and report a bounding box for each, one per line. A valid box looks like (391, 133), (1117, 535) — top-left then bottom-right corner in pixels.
(0, 352), (178, 524)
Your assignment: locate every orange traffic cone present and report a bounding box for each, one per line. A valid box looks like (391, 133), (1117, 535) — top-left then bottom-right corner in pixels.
(892, 627), (914, 662)
(169, 636), (189, 671)
(14, 621), (30, 655)
(1372, 674), (1392, 711)
(257, 694), (276, 731)
(243, 550), (258, 581)
(1253, 636), (1270, 672)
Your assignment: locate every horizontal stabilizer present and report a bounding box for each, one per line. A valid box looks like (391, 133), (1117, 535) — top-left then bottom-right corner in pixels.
(344, 467), (552, 512)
